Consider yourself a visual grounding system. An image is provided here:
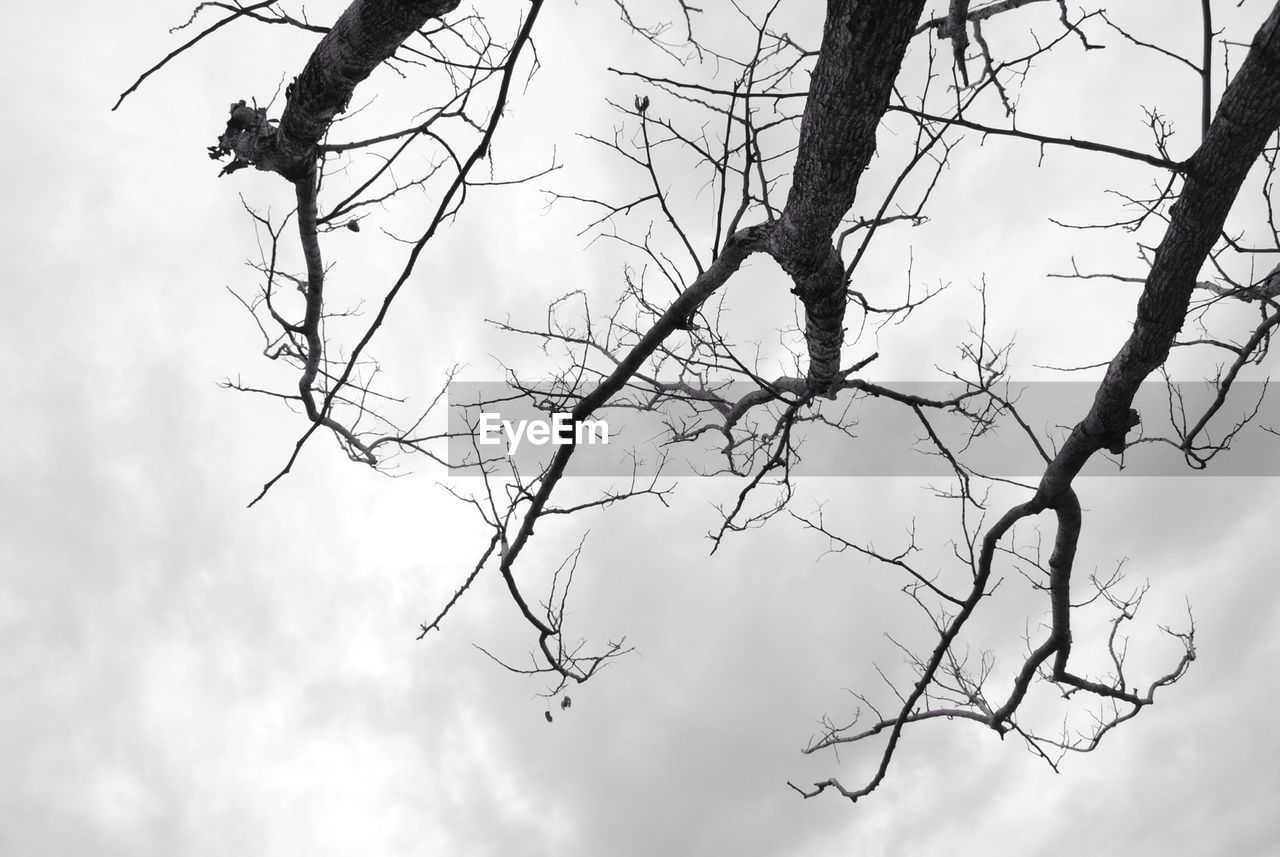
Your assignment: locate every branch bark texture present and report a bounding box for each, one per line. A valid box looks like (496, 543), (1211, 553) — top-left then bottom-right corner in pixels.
(768, 0), (928, 389)
(1036, 2), (1280, 503)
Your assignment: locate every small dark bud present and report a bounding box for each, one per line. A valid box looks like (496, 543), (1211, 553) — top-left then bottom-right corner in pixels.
(560, 696), (572, 710)
(544, 710), (553, 723)
(346, 220), (361, 233)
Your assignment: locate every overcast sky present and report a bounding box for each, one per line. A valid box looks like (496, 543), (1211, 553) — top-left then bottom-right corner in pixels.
(3, 1), (1279, 855)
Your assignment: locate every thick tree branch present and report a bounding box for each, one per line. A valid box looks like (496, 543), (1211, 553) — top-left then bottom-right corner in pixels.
(1036, 2), (1280, 503)
(768, 0), (928, 390)
(276, 0), (461, 176)
(214, 0), (461, 180)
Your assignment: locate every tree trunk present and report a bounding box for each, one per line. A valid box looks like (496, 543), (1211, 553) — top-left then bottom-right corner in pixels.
(768, 0), (928, 389)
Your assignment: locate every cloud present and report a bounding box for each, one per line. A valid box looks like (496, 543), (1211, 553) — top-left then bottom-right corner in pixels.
(5, 2), (1280, 856)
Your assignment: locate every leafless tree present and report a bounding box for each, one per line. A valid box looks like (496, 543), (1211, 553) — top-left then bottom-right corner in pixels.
(117, 0), (1280, 803)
